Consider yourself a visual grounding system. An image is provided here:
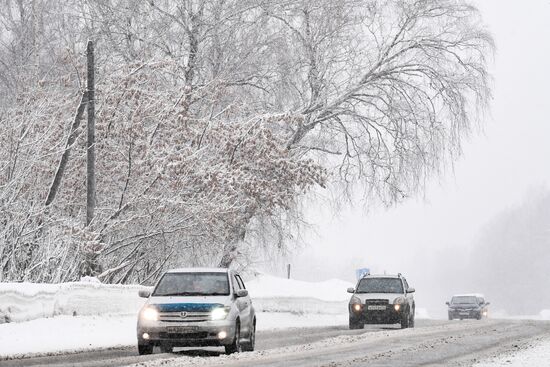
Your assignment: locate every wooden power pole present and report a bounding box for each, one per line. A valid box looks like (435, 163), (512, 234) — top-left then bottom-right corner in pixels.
(86, 40), (96, 226)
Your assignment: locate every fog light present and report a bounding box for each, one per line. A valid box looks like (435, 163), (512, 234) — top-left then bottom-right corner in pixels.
(394, 304), (401, 311)
(142, 333), (150, 340)
(218, 331), (227, 339)
(353, 304), (361, 312)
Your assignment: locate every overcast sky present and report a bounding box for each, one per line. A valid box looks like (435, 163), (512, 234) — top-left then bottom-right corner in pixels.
(261, 0), (550, 317)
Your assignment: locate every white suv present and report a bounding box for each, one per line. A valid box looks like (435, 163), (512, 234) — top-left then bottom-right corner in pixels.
(347, 274), (415, 329)
(137, 268), (255, 354)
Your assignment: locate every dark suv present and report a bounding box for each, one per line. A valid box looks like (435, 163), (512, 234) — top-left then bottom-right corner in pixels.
(347, 274), (415, 329)
(446, 294), (490, 320)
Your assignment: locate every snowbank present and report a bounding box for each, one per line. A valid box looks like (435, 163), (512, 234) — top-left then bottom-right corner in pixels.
(0, 280), (149, 323)
(489, 309), (550, 321)
(246, 274), (353, 302)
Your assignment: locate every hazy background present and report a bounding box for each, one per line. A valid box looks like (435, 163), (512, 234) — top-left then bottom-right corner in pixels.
(260, 0), (550, 319)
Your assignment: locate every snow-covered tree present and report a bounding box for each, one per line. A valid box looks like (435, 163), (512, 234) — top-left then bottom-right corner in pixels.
(0, 0), (493, 283)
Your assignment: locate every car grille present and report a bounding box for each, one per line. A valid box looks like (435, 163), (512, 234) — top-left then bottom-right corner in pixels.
(364, 299), (389, 305)
(159, 311), (211, 322)
(159, 332), (209, 339)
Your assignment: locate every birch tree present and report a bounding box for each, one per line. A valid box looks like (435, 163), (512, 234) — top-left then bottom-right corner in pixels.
(0, 0), (493, 282)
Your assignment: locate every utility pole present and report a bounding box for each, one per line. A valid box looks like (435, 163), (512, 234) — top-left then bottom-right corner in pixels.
(86, 40), (96, 226)
(287, 264), (291, 279)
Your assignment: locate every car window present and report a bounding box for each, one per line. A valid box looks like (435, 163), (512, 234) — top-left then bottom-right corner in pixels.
(152, 272), (230, 296)
(232, 274), (242, 292)
(235, 274), (246, 290)
(451, 296), (478, 304)
(356, 278), (404, 294)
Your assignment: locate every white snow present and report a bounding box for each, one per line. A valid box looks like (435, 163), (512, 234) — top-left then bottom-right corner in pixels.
(0, 315), (136, 357)
(246, 274), (353, 302)
(474, 338), (550, 367)
(0, 279), (149, 323)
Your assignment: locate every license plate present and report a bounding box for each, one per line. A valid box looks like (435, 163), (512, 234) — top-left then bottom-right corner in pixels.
(167, 326), (199, 333)
(367, 305), (387, 311)
(459, 312), (469, 315)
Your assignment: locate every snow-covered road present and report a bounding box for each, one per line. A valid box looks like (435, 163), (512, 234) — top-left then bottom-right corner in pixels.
(4, 319), (550, 367)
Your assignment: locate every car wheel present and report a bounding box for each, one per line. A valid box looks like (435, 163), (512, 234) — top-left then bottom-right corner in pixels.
(138, 343), (153, 355)
(159, 343), (172, 353)
(349, 317), (364, 330)
(476, 313), (482, 320)
(242, 320), (256, 352)
(400, 311), (410, 329)
(409, 310), (415, 328)
(225, 321), (242, 354)
(448, 315), (453, 320)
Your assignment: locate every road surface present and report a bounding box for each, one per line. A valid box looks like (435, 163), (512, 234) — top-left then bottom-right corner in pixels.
(3, 319), (549, 367)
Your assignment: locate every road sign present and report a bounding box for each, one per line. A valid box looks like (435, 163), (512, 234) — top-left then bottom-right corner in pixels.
(356, 268), (370, 280)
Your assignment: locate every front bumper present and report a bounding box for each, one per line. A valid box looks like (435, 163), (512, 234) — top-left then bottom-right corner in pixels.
(137, 319), (236, 347)
(448, 309), (481, 319)
(349, 304), (405, 324)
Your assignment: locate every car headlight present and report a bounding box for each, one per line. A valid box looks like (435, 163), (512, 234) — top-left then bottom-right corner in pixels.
(394, 296), (406, 304)
(211, 306), (230, 320)
(350, 296), (362, 312)
(141, 306), (159, 321)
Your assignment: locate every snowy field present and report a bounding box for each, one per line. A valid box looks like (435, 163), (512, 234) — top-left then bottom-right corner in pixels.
(0, 274), (356, 358)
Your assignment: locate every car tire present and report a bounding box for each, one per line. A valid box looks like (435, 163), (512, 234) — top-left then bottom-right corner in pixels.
(400, 311), (410, 329)
(159, 343), (172, 353)
(138, 343), (153, 355)
(476, 313), (482, 320)
(409, 309), (415, 328)
(225, 321), (242, 354)
(448, 315), (453, 320)
(349, 317), (364, 330)
(242, 320), (256, 352)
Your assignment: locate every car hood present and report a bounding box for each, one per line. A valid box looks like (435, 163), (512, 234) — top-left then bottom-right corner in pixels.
(351, 293), (405, 304)
(145, 295), (231, 311)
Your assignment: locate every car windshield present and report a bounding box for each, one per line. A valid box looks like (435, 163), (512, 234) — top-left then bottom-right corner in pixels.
(356, 278), (404, 294)
(451, 296), (479, 304)
(152, 272), (230, 296)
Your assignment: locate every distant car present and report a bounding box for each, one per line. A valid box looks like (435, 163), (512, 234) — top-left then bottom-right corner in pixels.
(136, 268), (255, 355)
(347, 273), (415, 329)
(446, 294), (490, 320)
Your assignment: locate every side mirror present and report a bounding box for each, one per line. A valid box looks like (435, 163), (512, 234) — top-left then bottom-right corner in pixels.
(445, 301), (450, 306)
(235, 289), (248, 298)
(347, 287), (355, 294)
(406, 287), (415, 293)
(485, 302), (490, 306)
(138, 289), (151, 298)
